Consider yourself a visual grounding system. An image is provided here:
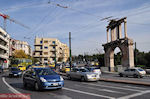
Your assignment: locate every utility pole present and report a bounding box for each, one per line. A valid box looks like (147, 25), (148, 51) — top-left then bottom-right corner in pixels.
(134, 42), (137, 67)
(54, 42), (57, 70)
(69, 32), (72, 71)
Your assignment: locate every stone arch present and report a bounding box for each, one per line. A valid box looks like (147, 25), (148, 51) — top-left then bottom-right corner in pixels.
(102, 17), (134, 72)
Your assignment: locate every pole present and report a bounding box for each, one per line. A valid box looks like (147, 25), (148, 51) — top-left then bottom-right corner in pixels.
(135, 42), (137, 67)
(69, 32), (72, 71)
(55, 43), (57, 70)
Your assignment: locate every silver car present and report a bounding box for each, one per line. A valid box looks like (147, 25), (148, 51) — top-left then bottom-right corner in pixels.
(119, 68), (146, 78)
(67, 67), (100, 81)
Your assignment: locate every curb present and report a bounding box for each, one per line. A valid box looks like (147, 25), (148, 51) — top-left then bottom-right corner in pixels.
(99, 78), (150, 86)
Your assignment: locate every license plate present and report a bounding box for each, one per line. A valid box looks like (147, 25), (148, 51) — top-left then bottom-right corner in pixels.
(93, 78), (96, 79)
(53, 83), (58, 86)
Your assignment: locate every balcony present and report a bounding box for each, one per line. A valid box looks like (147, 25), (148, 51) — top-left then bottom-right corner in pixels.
(34, 43), (42, 46)
(50, 54), (55, 58)
(0, 54), (9, 59)
(0, 35), (9, 43)
(0, 44), (8, 51)
(50, 49), (56, 52)
(50, 43), (57, 46)
(33, 54), (43, 58)
(35, 48), (43, 52)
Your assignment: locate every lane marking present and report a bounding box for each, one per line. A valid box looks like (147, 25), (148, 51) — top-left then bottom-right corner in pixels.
(75, 84), (125, 94)
(63, 87), (115, 99)
(2, 77), (21, 94)
(97, 82), (147, 90)
(118, 90), (150, 99)
(124, 85), (147, 90)
(49, 93), (72, 99)
(82, 83), (141, 92)
(2, 77), (29, 98)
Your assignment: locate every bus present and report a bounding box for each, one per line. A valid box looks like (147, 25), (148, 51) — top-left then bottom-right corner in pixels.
(11, 58), (32, 71)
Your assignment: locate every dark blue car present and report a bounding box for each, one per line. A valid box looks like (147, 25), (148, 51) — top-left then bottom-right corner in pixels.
(9, 67), (22, 77)
(23, 67), (64, 91)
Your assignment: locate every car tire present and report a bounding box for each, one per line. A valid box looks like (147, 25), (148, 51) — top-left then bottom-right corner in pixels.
(119, 73), (123, 77)
(68, 75), (72, 80)
(23, 81), (27, 88)
(81, 76), (85, 82)
(133, 74), (138, 78)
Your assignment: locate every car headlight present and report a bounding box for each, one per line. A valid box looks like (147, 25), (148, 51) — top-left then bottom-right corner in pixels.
(18, 72), (22, 74)
(60, 76), (64, 81)
(40, 77), (47, 82)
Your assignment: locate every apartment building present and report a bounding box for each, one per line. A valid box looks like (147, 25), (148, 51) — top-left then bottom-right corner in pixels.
(10, 39), (32, 56)
(0, 27), (10, 68)
(33, 37), (69, 64)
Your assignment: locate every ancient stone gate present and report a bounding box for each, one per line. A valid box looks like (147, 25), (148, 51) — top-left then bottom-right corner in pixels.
(102, 17), (134, 72)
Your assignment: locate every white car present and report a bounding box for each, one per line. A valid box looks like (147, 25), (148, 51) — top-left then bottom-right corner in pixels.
(67, 67), (100, 81)
(86, 67), (101, 77)
(119, 68), (146, 78)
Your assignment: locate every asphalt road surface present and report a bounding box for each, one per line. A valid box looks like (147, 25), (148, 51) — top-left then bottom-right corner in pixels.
(0, 72), (150, 99)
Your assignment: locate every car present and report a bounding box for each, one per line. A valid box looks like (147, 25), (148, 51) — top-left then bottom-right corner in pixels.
(119, 68), (146, 78)
(18, 66), (26, 71)
(9, 67), (22, 77)
(86, 67), (101, 77)
(67, 67), (100, 81)
(23, 67), (64, 91)
(62, 66), (71, 73)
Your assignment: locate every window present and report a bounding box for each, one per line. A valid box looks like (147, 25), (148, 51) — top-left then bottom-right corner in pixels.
(44, 46), (48, 49)
(52, 41), (55, 44)
(44, 40), (48, 43)
(40, 41), (43, 44)
(53, 46), (55, 49)
(40, 46), (42, 49)
(44, 52), (48, 55)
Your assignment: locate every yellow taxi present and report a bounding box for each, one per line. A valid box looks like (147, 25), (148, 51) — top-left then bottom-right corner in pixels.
(49, 64), (55, 67)
(18, 66), (26, 71)
(62, 66), (71, 73)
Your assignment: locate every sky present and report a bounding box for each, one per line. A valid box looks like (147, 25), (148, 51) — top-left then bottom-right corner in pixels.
(0, 0), (150, 55)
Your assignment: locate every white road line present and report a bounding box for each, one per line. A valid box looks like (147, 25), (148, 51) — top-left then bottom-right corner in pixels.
(2, 77), (29, 99)
(2, 77), (21, 94)
(97, 82), (147, 90)
(124, 85), (147, 90)
(82, 83), (141, 92)
(63, 87), (115, 99)
(75, 84), (125, 94)
(118, 90), (150, 99)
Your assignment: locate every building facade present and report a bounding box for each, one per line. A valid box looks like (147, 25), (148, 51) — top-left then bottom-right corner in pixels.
(9, 39), (32, 57)
(0, 27), (10, 68)
(33, 38), (69, 64)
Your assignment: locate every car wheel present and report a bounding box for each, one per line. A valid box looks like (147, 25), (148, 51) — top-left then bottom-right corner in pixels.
(133, 74), (138, 78)
(119, 73), (123, 77)
(68, 75), (72, 80)
(81, 76), (85, 82)
(23, 81), (27, 87)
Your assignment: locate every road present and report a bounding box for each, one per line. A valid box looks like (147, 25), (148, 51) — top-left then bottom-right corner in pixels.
(0, 72), (150, 99)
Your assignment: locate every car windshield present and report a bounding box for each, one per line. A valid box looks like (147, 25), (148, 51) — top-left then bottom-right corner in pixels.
(11, 68), (19, 71)
(79, 68), (89, 72)
(36, 68), (57, 75)
(138, 69), (144, 71)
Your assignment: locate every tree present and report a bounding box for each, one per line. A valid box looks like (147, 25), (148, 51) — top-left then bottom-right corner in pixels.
(13, 50), (28, 58)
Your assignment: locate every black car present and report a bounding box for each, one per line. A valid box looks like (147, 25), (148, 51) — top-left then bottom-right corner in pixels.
(9, 67), (22, 77)
(23, 67), (64, 91)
